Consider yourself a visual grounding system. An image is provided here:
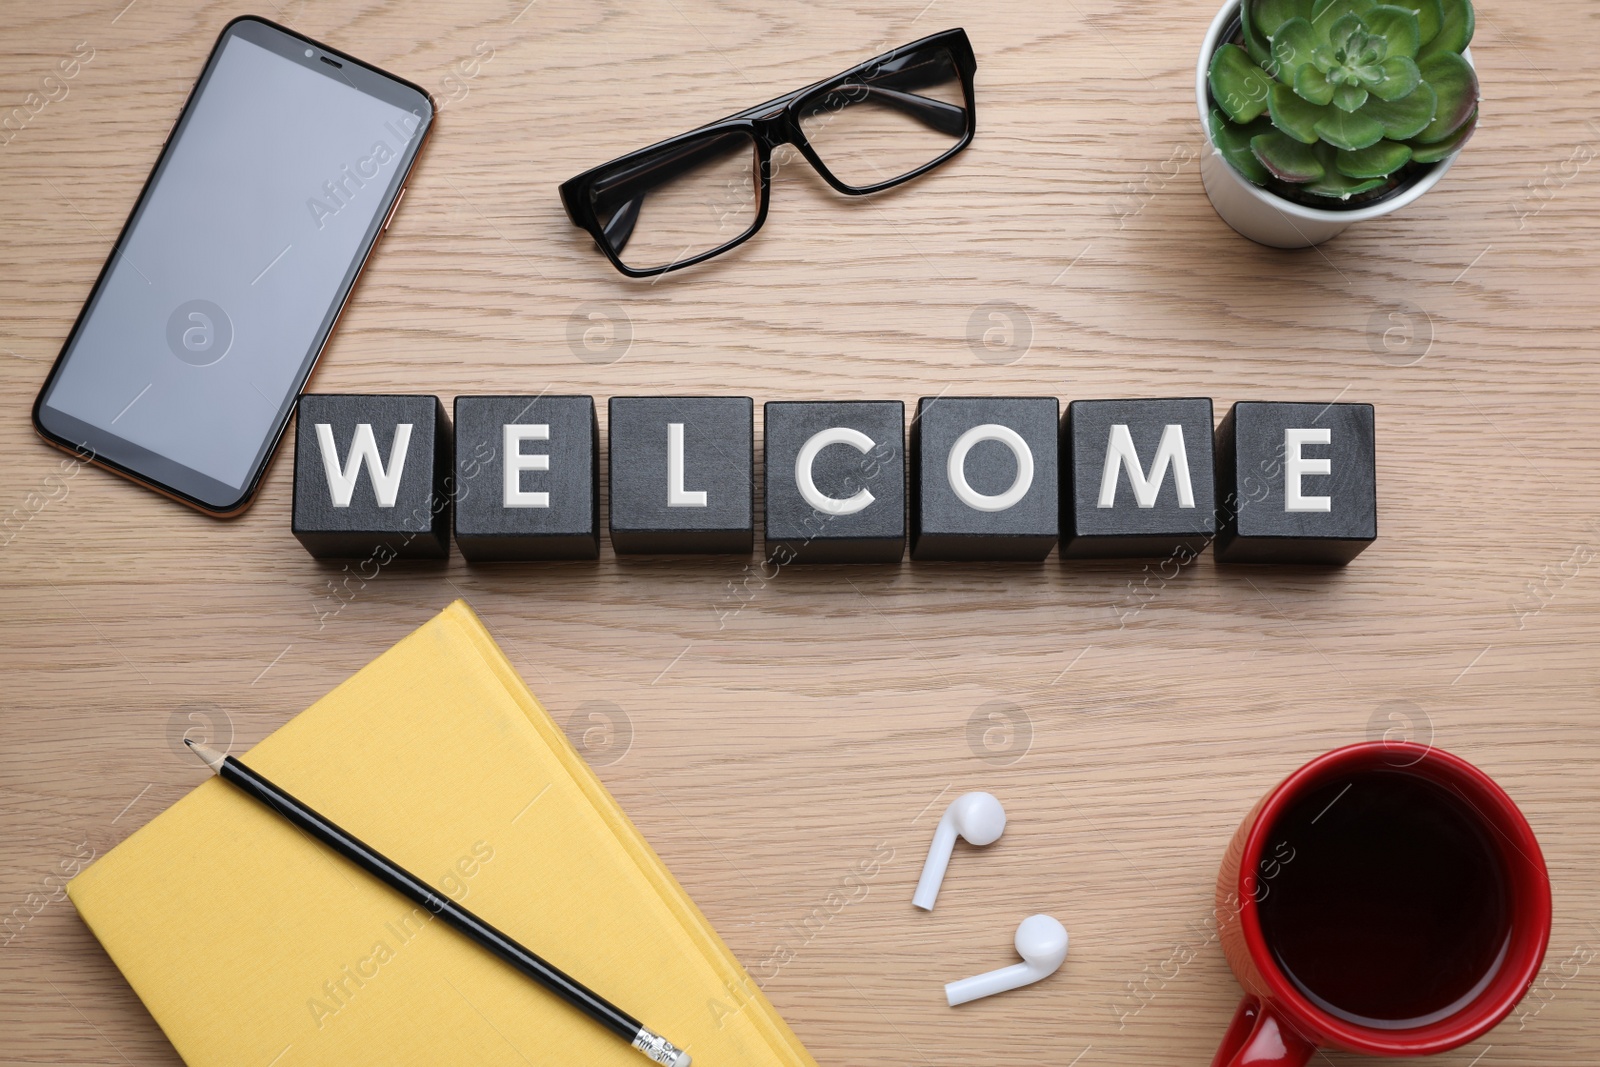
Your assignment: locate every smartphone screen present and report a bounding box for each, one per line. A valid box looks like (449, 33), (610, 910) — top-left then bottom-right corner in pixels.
(33, 17), (433, 513)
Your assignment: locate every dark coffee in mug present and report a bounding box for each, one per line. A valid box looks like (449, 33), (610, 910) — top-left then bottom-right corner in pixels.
(1257, 768), (1512, 1029)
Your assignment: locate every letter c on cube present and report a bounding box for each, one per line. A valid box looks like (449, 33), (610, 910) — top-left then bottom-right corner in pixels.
(796, 427), (876, 516)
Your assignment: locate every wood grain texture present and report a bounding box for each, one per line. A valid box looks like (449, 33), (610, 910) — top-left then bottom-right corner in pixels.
(2, 1), (1598, 1064)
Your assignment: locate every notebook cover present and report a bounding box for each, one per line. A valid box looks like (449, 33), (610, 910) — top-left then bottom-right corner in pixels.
(67, 600), (817, 1067)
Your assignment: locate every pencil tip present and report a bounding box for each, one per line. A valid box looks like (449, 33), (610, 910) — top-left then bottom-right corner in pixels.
(185, 739), (227, 773)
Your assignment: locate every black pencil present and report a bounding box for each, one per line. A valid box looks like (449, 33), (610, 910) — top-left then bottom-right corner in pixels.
(185, 739), (691, 1067)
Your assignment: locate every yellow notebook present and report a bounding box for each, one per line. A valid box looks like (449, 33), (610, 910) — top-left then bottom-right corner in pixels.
(68, 601), (818, 1067)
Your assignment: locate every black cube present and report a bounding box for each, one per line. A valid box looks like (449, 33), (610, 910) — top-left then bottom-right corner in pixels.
(1062, 398), (1216, 559)
(1214, 401), (1377, 565)
(763, 401), (905, 564)
(453, 395), (599, 562)
(292, 394), (452, 560)
(910, 397), (1059, 561)
(608, 396), (754, 554)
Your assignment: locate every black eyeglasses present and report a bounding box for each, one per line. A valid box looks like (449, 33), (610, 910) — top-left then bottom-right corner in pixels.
(559, 28), (977, 278)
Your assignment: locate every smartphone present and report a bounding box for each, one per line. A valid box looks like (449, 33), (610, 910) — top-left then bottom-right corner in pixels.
(32, 16), (434, 516)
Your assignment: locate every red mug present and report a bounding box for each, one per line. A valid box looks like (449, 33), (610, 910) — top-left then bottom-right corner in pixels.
(1211, 742), (1551, 1066)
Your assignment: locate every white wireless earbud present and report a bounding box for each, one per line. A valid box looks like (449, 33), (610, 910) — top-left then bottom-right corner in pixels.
(912, 791), (1006, 911)
(944, 914), (1069, 1006)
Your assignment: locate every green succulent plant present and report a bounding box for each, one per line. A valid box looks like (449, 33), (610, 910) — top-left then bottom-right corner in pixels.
(1208, 0), (1479, 202)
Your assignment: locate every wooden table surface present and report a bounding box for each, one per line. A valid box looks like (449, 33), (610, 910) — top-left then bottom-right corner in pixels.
(3, 1), (1597, 1064)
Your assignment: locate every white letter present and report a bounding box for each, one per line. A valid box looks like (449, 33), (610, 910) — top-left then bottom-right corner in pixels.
(1284, 428), (1332, 512)
(315, 423), (412, 508)
(947, 424), (1034, 512)
(503, 424), (550, 508)
(667, 423), (707, 507)
(796, 427), (875, 516)
(1098, 424), (1194, 509)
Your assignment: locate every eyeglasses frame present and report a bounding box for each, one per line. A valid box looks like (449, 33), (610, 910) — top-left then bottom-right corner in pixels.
(558, 27), (978, 278)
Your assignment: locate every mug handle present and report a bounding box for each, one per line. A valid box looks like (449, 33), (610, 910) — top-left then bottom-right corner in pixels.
(1210, 997), (1315, 1067)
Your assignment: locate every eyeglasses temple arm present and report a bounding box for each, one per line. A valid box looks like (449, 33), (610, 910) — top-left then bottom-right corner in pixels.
(588, 131), (754, 226)
(599, 194), (642, 255)
(797, 84), (966, 137)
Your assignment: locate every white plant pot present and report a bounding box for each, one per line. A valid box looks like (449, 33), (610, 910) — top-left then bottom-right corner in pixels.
(1196, 0), (1470, 248)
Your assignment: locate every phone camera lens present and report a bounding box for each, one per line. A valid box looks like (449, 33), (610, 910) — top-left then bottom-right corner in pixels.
(304, 48), (314, 58)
